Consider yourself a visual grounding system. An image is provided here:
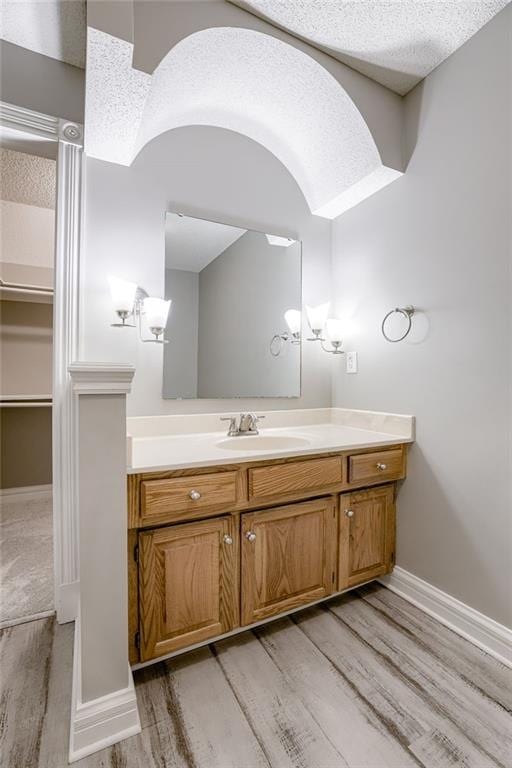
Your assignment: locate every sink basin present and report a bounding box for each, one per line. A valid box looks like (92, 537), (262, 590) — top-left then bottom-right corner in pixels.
(217, 435), (312, 451)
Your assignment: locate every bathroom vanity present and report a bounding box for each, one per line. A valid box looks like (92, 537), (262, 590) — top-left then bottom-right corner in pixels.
(126, 410), (413, 665)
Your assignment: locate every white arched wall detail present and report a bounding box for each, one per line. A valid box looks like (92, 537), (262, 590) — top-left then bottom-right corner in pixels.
(85, 27), (402, 219)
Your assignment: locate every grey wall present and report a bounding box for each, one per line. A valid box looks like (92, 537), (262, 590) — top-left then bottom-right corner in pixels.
(163, 268), (199, 398)
(197, 230), (301, 398)
(0, 300), (53, 488)
(332, 6), (511, 627)
(82, 125), (332, 415)
(0, 40), (84, 123)
(0, 407), (52, 489)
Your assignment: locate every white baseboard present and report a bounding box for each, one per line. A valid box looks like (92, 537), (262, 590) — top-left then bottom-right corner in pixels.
(69, 614), (141, 763)
(55, 580), (79, 624)
(0, 484), (52, 499)
(379, 567), (512, 668)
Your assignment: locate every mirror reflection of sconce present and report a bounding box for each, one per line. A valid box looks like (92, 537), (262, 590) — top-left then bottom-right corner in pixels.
(306, 302), (345, 355)
(271, 302), (345, 357)
(270, 309), (301, 357)
(109, 277), (171, 344)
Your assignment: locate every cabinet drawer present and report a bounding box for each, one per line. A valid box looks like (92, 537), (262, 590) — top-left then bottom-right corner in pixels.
(141, 471), (239, 524)
(349, 448), (404, 485)
(248, 456), (343, 501)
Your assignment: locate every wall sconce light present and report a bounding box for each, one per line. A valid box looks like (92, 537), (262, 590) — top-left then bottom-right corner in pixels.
(109, 277), (138, 327)
(322, 318), (344, 355)
(108, 277), (171, 344)
(306, 302), (330, 341)
(270, 308), (302, 356)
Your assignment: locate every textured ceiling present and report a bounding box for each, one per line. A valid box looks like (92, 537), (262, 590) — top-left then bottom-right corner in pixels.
(0, 148), (56, 209)
(86, 27), (402, 219)
(230, 0), (510, 94)
(0, 0), (86, 68)
(165, 213), (246, 272)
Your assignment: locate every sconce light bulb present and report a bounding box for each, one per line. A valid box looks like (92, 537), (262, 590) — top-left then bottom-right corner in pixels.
(326, 318), (343, 344)
(284, 309), (301, 335)
(306, 302), (330, 337)
(108, 276), (137, 314)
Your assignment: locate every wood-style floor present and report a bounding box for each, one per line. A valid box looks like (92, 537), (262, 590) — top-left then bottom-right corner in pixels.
(1, 584), (511, 768)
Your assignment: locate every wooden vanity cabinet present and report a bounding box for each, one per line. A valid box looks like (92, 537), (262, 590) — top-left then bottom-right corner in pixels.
(138, 515), (239, 660)
(338, 484), (395, 590)
(129, 445), (407, 664)
(241, 497), (337, 625)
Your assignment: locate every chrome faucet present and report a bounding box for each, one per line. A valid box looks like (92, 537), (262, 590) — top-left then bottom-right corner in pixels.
(220, 413), (265, 436)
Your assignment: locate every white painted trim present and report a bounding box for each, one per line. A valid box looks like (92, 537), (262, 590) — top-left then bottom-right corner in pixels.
(0, 484), (52, 498)
(2, 99), (85, 628)
(56, 580), (79, 625)
(379, 567), (512, 668)
(69, 363), (136, 395)
(52, 123), (84, 624)
(69, 615), (141, 763)
(0, 610), (55, 631)
(0, 101), (60, 138)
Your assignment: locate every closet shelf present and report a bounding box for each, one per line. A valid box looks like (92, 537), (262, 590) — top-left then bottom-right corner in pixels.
(0, 279), (53, 304)
(0, 395), (53, 408)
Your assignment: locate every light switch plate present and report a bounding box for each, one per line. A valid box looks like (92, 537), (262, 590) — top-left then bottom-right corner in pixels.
(346, 351), (358, 374)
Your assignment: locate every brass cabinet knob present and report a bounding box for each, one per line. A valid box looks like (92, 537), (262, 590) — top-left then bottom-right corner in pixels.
(189, 489), (201, 501)
(345, 509), (354, 518)
(246, 531), (257, 542)
(376, 463), (387, 470)
(223, 534), (233, 545)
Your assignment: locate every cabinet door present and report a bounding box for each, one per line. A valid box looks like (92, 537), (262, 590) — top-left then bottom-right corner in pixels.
(138, 516), (238, 660)
(241, 498), (337, 625)
(338, 485), (395, 590)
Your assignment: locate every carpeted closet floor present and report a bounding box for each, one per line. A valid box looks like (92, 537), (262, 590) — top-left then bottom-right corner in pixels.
(0, 488), (54, 628)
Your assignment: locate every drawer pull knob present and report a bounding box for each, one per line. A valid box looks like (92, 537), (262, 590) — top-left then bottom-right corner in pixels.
(223, 534), (233, 545)
(345, 509), (354, 518)
(376, 463), (387, 470)
(246, 531), (257, 542)
(189, 489), (201, 501)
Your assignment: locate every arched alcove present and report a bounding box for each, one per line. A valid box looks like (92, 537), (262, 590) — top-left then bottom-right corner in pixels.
(85, 27), (402, 219)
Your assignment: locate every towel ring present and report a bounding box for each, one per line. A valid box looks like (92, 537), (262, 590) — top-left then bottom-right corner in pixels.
(381, 306), (415, 343)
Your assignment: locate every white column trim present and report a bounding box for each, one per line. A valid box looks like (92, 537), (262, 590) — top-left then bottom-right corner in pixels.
(1, 100), (84, 625)
(69, 613), (140, 763)
(69, 364), (139, 761)
(380, 567), (512, 668)
(69, 363), (136, 395)
(53, 118), (84, 623)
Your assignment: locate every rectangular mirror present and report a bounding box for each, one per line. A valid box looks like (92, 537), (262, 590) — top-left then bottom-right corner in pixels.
(163, 212), (301, 399)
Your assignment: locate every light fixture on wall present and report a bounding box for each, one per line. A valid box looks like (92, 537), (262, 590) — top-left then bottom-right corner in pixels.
(109, 277), (138, 327)
(108, 277), (171, 344)
(306, 302), (330, 341)
(270, 308), (302, 357)
(322, 318), (344, 355)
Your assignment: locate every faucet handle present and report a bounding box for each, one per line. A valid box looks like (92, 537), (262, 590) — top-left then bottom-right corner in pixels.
(220, 415), (238, 435)
(247, 413), (265, 431)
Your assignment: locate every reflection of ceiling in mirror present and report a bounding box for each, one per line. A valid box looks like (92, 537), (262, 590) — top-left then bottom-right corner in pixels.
(165, 213), (247, 272)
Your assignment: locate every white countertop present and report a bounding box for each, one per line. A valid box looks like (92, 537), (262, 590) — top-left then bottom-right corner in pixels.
(127, 408), (415, 474)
